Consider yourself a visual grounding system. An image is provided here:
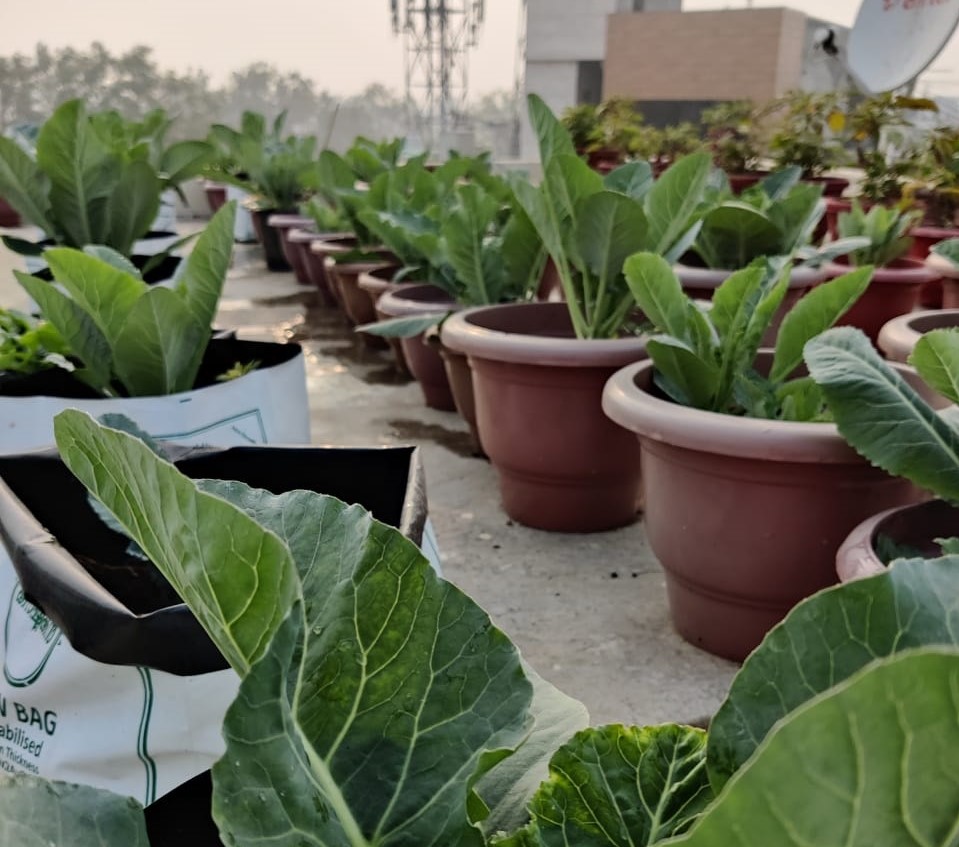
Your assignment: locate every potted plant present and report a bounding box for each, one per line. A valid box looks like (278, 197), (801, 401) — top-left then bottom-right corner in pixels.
(822, 200), (932, 342)
(4, 411), (957, 846)
(290, 198), (351, 305)
(440, 95), (711, 532)
(648, 121), (702, 175)
(206, 111), (321, 271)
(768, 90), (849, 196)
(600, 251), (942, 659)
(701, 99), (766, 193)
(561, 97), (647, 173)
(0, 100), (190, 283)
(805, 325), (959, 582)
(0, 203), (310, 454)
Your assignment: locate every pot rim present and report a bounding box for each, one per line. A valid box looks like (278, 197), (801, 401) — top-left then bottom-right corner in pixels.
(826, 257), (938, 284)
(288, 227), (338, 243)
(323, 255), (394, 275)
(266, 213), (312, 228)
(674, 262), (826, 290)
(378, 283), (457, 318)
(912, 224), (959, 238)
(441, 302), (648, 368)
(309, 234), (360, 254)
(603, 356), (890, 464)
(357, 265), (403, 291)
(878, 308), (959, 361)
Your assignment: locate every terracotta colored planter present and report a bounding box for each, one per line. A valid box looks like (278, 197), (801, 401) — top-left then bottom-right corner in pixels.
(878, 309), (959, 362)
(805, 175), (849, 198)
(602, 353), (937, 661)
(267, 214), (313, 284)
(287, 229), (335, 306)
(442, 302), (647, 532)
(823, 196), (852, 241)
(203, 183), (227, 214)
(836, 499), (959, 583)
(250, 209), (294, 271)
(378, 285), (457, 410)
(324, 256), (393, 348)
(308, 234), (359, 307)
(358, 266), (409, 373)
(438, 344), (483, 455)
(727, 171), (768, 195)
(0, 196), (21, 227)
(909, 226), (959, 307)
(926, 252), (959, 309)
(826, 257), (936, 344)
(675, 262), (825, 344)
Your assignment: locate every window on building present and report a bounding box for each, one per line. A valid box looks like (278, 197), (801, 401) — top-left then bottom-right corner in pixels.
(577, 61), (604, 105)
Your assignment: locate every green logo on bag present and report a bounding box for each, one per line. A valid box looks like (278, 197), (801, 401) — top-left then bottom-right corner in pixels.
(3, 585), (62, 688)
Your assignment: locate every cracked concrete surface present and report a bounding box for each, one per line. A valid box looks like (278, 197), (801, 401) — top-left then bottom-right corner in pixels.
(0, 234), (739, 729)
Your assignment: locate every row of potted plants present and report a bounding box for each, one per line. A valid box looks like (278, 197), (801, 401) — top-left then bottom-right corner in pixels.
(2, 409), (956, 845)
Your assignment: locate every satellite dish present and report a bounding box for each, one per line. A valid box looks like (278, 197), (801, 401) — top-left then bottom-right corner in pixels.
(847, 0), (959, 93)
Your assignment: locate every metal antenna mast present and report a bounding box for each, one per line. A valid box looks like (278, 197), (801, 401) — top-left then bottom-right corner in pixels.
(390, 0), (485, 147)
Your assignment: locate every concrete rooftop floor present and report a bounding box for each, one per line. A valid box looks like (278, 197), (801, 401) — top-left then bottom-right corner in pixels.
(0, 230), (739, 729)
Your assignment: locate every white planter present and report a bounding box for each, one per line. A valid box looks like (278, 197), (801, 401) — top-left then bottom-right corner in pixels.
(150, 189), (178, 234)
(226, 185), (257, 243)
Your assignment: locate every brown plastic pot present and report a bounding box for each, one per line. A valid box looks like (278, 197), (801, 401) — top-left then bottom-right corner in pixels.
(267, 214), (312, 284)
(827, 257), (937, 344)
(602, 353), (939, 661)
(203, 183), (227, 214)
(308, 234), (359, 307)
(324, 256), (393, 348)
(442, 302), (648, 532)
(823, 196), (852, 240)
(909, 226), (959, 307)
(727, 171), (768, 195)
(836, 500), (959, 582)
(926, 252), (959, 309)
(438, 343), (483, 455)
(675, 262), (825, 344)
(358, 267), (410, 373)
(878, 309), (959, 362)
(805, 175), (849, 198)
(287, 229), (336, 306)
(0, 196), (22, 227)
(378, 285), (457, 410)
(250, 209), (293, 271)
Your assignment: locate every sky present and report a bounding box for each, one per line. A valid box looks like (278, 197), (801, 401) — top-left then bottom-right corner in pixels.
(1, 0), (957, 97)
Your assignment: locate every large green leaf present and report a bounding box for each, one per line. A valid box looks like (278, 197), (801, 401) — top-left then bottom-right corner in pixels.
(104, 158), (162, 256)
(53, 410), (297, 676)
(472, 668), (590, 838)
(603, 161), (654, 201)
(672, 649), (959, 846)
(694, 203), (783, 269)
(573, 191), (647, 324)
(527, 94), (577, 164)
(443, 183), (503, 305)
(35, 99), (118, 247)
(44, 247), (147, 343)
(159, 139), (213, 186)
(496, 724), (713, 847)
(356, 313), (446, 338)
(14, 271), (112, 392)
(764, 181), (823, 254)
(111, 287), (209, 396)
(643, 151), (712, 256)
(0, 775), (149, 846)
(647, 336), (719, 409)
(771, 266), (873, 382)
(708, 556), (959, 789)
(910, 329), (959, 405)
(0, 137), (54, 232)
(191, 480), (537, 847)
(805, 327), (959, 501)
(623, 252), (714, 357)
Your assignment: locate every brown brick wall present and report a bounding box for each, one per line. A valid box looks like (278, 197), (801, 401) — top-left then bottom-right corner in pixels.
(603, 8), (807, 102)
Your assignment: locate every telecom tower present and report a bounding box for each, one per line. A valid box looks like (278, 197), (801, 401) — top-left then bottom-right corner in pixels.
(390, 1), (485, 147)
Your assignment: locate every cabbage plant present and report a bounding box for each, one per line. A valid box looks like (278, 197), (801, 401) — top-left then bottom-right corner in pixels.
(0, 100), (168, 258)
(624, 252), (873, 419)
(12, 202), (237, 397)
(2, 411), (957, 846)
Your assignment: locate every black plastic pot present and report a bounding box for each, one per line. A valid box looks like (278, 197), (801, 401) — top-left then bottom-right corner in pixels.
(250, 209), (294, 271)
(0, 442), (432, 846)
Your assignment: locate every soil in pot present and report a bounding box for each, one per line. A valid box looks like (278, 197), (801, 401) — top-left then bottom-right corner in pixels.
(358, 266), (410, 374)
(442, 302), (647, 532)
(835, 499), (959, 583)
(250, 208), (294, 272)
(828, 257), (936, 344)
(602, 353), (943, 661)
(878, 309), (959, 362)
(378, 284), (458, 410)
